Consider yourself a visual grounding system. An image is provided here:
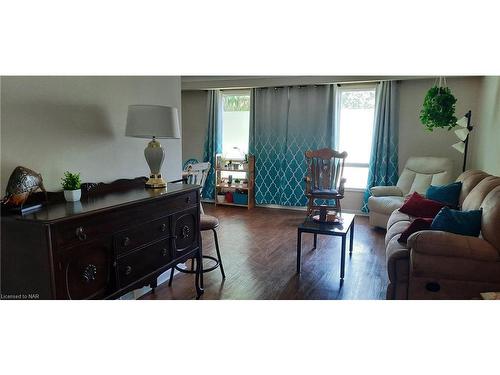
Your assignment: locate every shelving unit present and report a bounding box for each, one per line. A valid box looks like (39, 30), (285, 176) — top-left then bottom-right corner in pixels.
(214, 154), (255, 209)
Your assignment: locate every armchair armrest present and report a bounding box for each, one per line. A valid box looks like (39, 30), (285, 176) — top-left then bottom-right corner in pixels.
(408, 231), (500, 262)
(370, 186), (403, 197)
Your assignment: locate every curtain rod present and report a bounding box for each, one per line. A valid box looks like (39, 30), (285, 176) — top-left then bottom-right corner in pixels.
(195, 79), (393, 91)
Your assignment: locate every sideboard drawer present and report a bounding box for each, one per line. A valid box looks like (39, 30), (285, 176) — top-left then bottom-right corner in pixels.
(157, 190), (198, 214)
(116, 238), (172, 288)
(54, 211), (118, 250)
(113, 216), (170, 256)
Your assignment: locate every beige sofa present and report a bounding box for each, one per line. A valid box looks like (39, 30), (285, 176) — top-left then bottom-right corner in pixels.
(386, 170), (500, 299)
(368, 157), (454, 229)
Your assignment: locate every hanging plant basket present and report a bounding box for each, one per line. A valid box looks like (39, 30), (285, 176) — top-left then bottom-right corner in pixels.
(420, 82), (457, 131)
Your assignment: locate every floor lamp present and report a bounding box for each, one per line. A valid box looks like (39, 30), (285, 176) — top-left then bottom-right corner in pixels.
(452, 110), (474, 172)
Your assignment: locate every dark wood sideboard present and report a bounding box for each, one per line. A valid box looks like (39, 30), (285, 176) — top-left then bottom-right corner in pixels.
(1, 178), (203, 299)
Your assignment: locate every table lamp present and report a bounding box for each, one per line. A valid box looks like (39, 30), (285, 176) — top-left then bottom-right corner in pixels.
(126, 105), (180, 188)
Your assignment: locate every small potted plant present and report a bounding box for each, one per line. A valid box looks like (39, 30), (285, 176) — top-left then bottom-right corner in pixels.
(234, 178), (241, 185)
(61, 171), (82, 202)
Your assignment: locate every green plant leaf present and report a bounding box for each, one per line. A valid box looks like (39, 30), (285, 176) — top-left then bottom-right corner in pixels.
(420, 85), (458, 131)
(61, 171), (81, 190)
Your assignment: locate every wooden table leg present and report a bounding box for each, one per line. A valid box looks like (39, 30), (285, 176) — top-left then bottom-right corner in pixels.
(349, 221), (354, 255)
(341, 235), (346, 280)
(296, 229), (302, 273)
(313, 233), (317, 249)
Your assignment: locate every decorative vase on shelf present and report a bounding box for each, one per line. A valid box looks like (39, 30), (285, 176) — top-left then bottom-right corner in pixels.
(216, 194), (225, 203)
(64, 189), (81, 202)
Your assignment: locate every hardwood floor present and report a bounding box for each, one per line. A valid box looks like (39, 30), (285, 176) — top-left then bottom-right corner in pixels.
(141, 204), (388, 300)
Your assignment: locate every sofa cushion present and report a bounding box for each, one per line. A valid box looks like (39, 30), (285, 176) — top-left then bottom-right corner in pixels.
(368, 195), (404, 216)
(431, 207), (482, 237)
(462, 176), (500, 211)
(387, 210), (412, 230)
(426, 181), (462, 208)
(396, 157), (454, 195)
(481, 186), (500, 251)
(386, 220), (411, 248)
(399, 192), (446, 218)
(456, 170), (490, 206)
(386, 235), (410, 284)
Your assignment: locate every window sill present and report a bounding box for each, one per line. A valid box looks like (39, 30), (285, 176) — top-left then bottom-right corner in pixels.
(344, 187), (366, 193)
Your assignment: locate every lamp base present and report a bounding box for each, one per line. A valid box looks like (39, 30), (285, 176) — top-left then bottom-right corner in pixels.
(145, 174), (166, 188)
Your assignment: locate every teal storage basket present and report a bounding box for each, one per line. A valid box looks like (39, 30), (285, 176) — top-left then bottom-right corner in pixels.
(233, 192), (248, 205)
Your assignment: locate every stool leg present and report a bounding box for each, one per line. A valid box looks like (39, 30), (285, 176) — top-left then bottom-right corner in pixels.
(212, 228), (225, 279)
(168, 266), (175, 286)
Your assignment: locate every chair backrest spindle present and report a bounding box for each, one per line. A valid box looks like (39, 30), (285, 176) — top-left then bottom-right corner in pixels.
(305, 148), (348, 193)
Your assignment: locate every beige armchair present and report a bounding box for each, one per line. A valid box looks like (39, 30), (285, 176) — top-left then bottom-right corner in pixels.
(368, 156), (454, 228)
(386, 170), (500, 299)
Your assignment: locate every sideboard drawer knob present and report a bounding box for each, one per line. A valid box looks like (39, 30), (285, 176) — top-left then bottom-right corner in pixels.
(160, 223), (167, 232)
(122, 237), (131, 247)
(181, 225), (190, 239)
(124, 266), (132, 276)
(161, 248), (168, 257)
(186, 196), (191, 203)
(75, 226), (87, 241)
(82, 264), (97, 283)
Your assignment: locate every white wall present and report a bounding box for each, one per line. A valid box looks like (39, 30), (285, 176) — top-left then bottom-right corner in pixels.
(469, 76), (500, 175)
(398, 76), (482, 178)
(1, 76), (182, 192)
(181, 90), (208, 163)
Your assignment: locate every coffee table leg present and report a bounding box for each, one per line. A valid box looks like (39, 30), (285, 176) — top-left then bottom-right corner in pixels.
(313, 233), (317, 249)
(349, 222), (354, 255)
(341, 235), (346, 280)
(296, 229), (302, 273)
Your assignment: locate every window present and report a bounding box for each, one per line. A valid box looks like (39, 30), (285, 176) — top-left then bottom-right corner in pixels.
(221, 90), (250, 158)
(337, 85), (376, 189)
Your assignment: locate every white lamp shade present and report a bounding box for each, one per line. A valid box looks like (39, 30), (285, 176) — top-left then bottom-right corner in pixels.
(456, 116), (468, 128)
(126, 105), (180, 139)
(454, 128), (470, 142)
(452, 141), (466, 154)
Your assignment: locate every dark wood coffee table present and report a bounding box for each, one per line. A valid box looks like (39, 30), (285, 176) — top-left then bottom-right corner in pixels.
(296, 213), (355, 280)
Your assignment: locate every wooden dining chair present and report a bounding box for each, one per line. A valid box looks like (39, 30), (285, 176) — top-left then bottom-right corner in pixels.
(182, 161), (210, 213)
(304, 148), (348, 216)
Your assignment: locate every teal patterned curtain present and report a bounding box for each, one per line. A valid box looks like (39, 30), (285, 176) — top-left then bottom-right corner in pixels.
(250, 85), (337, 206)
(362, 81), (399, 212)
(202, 90), (222, 200)
(249, 87), (289, 205)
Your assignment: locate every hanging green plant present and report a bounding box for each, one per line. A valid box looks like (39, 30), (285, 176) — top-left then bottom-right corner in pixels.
(420, 85), (457, 131)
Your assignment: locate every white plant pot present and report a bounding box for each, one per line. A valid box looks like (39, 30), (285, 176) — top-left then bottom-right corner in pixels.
(216, 195), (225, 203)
(64, 189), (81, 202)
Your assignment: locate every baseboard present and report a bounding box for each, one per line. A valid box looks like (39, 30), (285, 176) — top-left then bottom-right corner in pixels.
(238, 203), (367, 216)
(119, 269), (175, 300)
